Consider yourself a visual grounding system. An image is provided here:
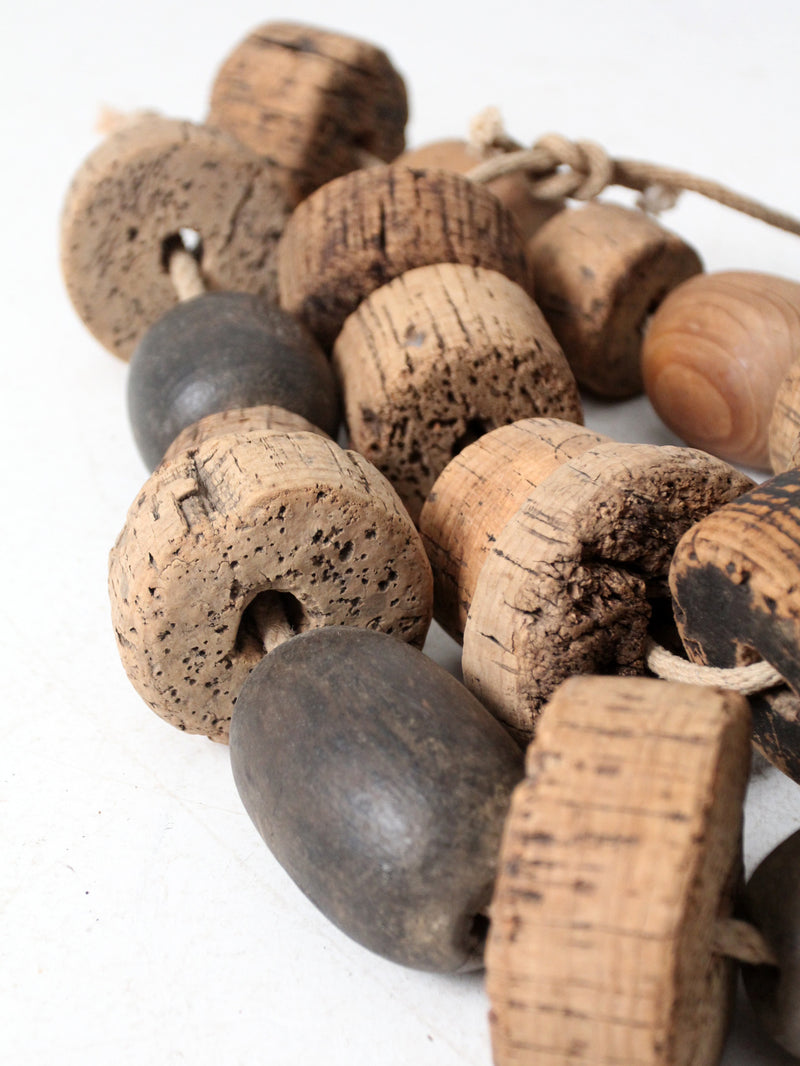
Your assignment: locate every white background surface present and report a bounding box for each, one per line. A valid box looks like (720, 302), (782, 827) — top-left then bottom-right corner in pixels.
(3, 1), (800, 1063)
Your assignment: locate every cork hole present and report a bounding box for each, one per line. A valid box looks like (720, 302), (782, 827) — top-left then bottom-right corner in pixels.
(452, 418), (491, 457)
(235, 590), (307, 658)
(160, 227), (203, 272)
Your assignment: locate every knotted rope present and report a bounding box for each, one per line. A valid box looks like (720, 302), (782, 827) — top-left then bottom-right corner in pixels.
(467, 106), (800, 236)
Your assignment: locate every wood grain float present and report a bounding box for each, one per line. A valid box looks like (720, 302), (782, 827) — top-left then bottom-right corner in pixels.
(670, 471), (800, 782)
(277, 165), (532, 350)
(769, 359), (800, 472)
(528, 202), (702, 398)
(642, 271), (800, 469)
(419, 419), (609, 642)
(208, 21), (407, 205)
(462, 442), (752, 740)
(109, 432), (433, 741)
(486, 675), (752, 1066)
(60, 116), (289, 359)
(334, 264), (582, 522)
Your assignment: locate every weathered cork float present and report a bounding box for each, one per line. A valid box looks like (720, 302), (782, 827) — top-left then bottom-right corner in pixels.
(59, 17), (800, 1065)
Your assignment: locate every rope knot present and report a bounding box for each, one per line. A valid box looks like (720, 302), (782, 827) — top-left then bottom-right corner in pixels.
(530, 133), (614, 201)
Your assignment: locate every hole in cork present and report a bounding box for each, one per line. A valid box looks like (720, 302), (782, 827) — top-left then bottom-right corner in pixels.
(160, 227), (203, 273)
(235, 590), (307, 659)
(451, 418), (491, 457)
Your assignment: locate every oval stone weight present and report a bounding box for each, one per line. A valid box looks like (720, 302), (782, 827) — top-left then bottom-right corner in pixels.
(742, 829), (800, 1057)
(128, 292), (340, 469)
(230, 626), (525, 972)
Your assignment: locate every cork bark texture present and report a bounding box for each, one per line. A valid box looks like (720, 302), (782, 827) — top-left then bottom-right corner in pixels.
(642, 272), (800, 469)
(162, 405), (328, 464)
(528, 202), (702, 398)
(277, 165), (532, 350)
(419, 419), (609, 642)
(486, 675), (751, 1066)
(108, 432), (433, 741)
(670, 470), (800, 781)
(395, 139), (563, 240)
(462, 442), (753, 740)
(60, 116), (290, 359)
(208, 21), (408, 205)
(769, 360), (800, 472)
(333, 264), (581, 522)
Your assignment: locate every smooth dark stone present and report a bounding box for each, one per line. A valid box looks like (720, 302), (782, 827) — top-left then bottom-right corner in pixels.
(742, 828), (800, 1056)
(128, 291), (340, 469)
(230, 627), (524, 972)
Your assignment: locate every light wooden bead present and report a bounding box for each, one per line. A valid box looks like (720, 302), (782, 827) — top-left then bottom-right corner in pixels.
(109, 432), (433, 742)
(486, 675), (751, 1066)
(642, 271), (800, 469)
(162, 405), (329, 465)
(277, 165), (531, 350)
(333, 264), (582, 522)
(208, 22), (407, 206)
(670, 471), (800, 782)
(462, 442), (752, 740)
(769, 359), (800, 472)
(60, 116), (290, 359)
(528, 201), (702, 398)
(396, 139), (562, 239)
(419, 418), (609, 641)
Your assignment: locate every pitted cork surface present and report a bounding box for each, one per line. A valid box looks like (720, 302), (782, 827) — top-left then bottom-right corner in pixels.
(162, 405), (329, 464)
(395, 139), (563, 239)
(109, 432), (433, 741)
(278, 165), (532, 350)
(462, 441), (753, 740)
(486, 675), (751, 1066)
(528, 201), (702, 398)
(61, 116), (290, 359)
(208, 21), (408, 205)
(334, 264), (581, 522)
(420, 419), (609, 641)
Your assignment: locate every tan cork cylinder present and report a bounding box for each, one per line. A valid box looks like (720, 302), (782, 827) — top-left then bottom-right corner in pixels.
(208, 21), (407, 205)
(642, 271), (800, 469)
(333, 264), (582, 523)
(395, 139), (562, 239)
(162, 405), (329, 464)
(61, 116), (290, 360)
(770, 360), (800, 472)
(670, 471), (800, 781)
(462, 442), (752, 740)
(419, 419), (609, 642)
(109, 432), (433, 742)
(277, 165), (532, 350)
(486, 674), (752, 1066)
(528, 201), (702, 398)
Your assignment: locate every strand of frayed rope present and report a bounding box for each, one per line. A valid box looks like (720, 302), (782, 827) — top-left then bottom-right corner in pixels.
(467, 107), (800, 235)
